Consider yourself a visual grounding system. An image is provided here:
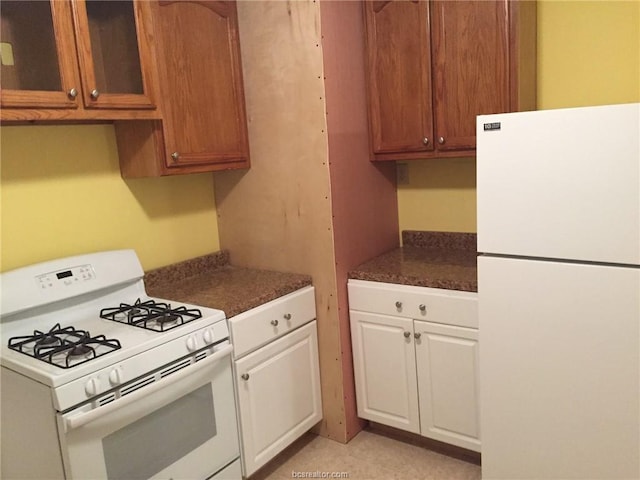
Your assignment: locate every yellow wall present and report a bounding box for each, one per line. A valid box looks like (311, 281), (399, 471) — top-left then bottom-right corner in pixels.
(397, 0), (640, 237)
(0, 125), (220, 272)
(2, 1), (638, 269)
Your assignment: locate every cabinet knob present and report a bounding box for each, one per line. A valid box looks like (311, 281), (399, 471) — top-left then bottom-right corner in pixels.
(90, 89), (100, 99)
(403, 331), (411, 338)
(270, 319), (279, 326)
(284, 313), (292, 320)
(171, 152), (180, 161)
(414, 332), (422, 340)
(395, 301), (402, 309)
(419, 304), (426, 313)
(241, 373), (249, 381)
(67, 88), (78, 99)
(438, 136), (445, 145)
(422, 137), (429, 145)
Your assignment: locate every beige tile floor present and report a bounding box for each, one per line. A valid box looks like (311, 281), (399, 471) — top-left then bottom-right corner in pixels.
(250, 429), (481, 480)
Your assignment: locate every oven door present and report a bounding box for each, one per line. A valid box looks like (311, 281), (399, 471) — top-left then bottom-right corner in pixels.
(58, 344), (239, 480)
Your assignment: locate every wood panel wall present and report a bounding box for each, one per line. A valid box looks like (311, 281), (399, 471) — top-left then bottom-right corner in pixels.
(319, 0), (399, 441)
(215, 0), (398, 443)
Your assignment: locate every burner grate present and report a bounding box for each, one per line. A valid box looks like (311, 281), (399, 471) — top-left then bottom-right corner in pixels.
(8, 323), (121, 369)
(100, 298), (202, 332)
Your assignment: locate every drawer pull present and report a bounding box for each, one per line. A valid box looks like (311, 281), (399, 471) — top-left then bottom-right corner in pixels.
(270, 319), (279, 326)
(414, 332), (422, 340)
(419, 304), (426, 313)
(403, 331), (411, 338)
(395, 301), (403, 309)
(284, 313), (292, 320)
(241, 373), (249, 381)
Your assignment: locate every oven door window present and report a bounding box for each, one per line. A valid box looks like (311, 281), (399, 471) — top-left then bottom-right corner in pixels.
(103, 384), (217, 480)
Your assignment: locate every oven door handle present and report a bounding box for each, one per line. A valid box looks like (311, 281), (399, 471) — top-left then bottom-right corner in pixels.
(63, 344), (233, 432)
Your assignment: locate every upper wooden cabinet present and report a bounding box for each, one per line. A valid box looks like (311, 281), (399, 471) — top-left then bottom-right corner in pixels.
(364, 0), (536, 161)
(116, 0), (250, 177)
(0, 0), (160, 121)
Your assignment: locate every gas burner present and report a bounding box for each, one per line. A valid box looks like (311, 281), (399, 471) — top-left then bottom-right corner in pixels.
(36, 334), (61, 348)
(100, 299), (203, 332)
(153, 312), (180, 325)
(7, 323), (121, 369)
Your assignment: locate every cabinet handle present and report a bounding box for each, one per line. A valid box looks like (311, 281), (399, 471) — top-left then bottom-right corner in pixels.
(284, 313), (292, 320)
(270, 319), (279, 326)
(171, 152), (180, 161)
(414, 332), (422, 340)
(403, 331), (411, 338)
(90, 89), (100, 99)
(67, 88), (78, 99)
(438, 136), (445, 145)
(395, 301), (402, 309)
(419, 304), (426, 313)
(241, 373), (249, 381)
(422, 137), (429, 145)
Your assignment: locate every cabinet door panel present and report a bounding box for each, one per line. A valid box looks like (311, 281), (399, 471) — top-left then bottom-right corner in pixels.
(72, 0), (156, 109)
(0, 0), (80, 109)
(431, 0), (509, 151)
(415, 321), (480, 451)
(235, 321), (322, 477)
(350, 310), (419, 433)
(364, 0), (433, 155)
(154, 0), (249, 170)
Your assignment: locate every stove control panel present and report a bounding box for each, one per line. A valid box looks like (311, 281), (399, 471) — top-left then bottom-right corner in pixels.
(36, 264), (96, 290)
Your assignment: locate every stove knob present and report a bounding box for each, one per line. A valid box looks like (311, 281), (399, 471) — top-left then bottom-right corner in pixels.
(203, 329), (214, 345)
(109, 367), (123, 386)
(186, 335), (197, 352)
(84, 378), (99, 397)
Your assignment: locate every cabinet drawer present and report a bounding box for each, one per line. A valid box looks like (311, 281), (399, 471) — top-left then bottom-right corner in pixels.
(348, 280), (477, 329)
(229, 286), (316, 358)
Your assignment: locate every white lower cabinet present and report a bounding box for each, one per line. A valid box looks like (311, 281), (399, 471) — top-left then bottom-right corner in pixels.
(415, 321), (480, 451)
(350, 311), (420, 434)
(349, 280), (480, 452)
(229, 286), (322, 477)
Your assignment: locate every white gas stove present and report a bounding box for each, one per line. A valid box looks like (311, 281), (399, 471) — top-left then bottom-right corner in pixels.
(0, 250), (241, 480)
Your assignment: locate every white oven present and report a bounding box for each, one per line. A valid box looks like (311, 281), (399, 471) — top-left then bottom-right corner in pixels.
(60, 345), (238, 479)
(0, 250), (241, 480)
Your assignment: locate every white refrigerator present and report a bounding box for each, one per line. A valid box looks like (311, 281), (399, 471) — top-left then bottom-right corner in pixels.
(477, 103), (640, 479)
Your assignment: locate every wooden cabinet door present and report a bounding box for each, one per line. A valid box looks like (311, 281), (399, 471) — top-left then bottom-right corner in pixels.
(350, 310), (420, 434)
(235, 321), (322, 477)
(431, 0), (509, 151)
(415, 320), (480, 452)
(0, 0), (81, 109)
(364, 0), (433, 155)
(153, 0), (249, 171)
(71, 0), (157, 109)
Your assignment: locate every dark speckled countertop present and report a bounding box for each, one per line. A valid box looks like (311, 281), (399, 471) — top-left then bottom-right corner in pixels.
(348, 231), (478, 292)
(144, 251), (312, 318)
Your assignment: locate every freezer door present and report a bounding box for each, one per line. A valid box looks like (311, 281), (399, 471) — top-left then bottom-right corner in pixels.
(477, 103), (640, 265)
(478, 255), (640, 479)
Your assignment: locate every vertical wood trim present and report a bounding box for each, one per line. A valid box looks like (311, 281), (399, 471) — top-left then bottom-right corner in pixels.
(509, 0), (537, 112)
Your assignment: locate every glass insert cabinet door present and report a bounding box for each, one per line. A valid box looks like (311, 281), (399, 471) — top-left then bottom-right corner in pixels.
(0, 1), (80, 108)
(0, 0), (156, 110)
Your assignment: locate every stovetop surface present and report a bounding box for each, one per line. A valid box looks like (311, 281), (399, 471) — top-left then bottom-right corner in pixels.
(1, 293), (226, 387)
(0, 250), (228, 389)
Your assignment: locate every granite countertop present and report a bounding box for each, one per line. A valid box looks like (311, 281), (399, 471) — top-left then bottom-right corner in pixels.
(348, 231), (478, 292)
(144, 251), (312, 318)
